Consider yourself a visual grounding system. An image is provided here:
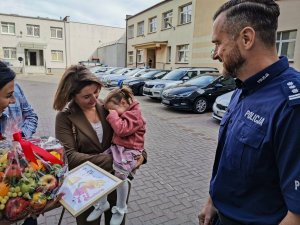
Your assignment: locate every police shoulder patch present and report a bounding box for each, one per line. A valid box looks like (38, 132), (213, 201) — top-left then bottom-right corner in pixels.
(281, 79), (300, 106)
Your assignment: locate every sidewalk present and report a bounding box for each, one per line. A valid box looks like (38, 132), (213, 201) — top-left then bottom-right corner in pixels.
(16, 73), (62, 84)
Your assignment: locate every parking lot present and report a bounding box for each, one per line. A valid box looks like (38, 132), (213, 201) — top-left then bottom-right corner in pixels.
(17, 74), (220, 225)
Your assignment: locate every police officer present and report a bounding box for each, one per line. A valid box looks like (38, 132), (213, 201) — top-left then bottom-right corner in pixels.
(199, 1), (300, 225)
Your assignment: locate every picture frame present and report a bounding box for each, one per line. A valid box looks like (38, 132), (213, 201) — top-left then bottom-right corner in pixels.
(58, 161), (123, 217)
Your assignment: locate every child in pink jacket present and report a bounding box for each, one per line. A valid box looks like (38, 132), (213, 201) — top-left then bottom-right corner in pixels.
(87, 87), (146, 225)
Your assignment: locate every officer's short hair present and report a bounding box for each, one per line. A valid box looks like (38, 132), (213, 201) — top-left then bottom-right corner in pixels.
(213, 0), (280, 47)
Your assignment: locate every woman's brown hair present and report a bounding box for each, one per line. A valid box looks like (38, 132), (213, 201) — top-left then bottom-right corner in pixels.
(104, 86), (134, 108)
(53, 65), (103, 111)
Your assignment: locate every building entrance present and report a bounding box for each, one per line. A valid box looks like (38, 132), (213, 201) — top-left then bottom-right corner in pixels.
(147, 49), (156, 68)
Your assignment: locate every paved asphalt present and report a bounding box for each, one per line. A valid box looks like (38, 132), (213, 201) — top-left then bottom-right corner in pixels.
(16, 74), (220, 225)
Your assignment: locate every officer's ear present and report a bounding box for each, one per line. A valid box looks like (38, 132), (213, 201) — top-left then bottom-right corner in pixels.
(239, 26), (255, 50)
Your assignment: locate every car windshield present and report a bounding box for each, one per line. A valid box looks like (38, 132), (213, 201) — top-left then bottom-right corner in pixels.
(114, 68), (131, 75)
(132, 70), (151, 77)
(104, 68), (122, 74)
(140, 71), (160, 78)
(162, 70), (186, 80)
(185, 75), (218, 86)
(90, 66), (108, 73)
(125, 69), (141, 76)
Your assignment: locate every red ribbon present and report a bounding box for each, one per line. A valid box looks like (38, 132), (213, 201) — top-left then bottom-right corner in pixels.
(13, 132), (63, 165)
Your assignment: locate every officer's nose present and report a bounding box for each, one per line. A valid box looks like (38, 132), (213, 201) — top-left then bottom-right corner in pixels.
(211, 47), (222, 62)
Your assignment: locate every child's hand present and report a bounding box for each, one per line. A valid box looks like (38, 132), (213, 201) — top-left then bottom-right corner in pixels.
(108, 109), (116, 113)
(135, 155), (144, 169)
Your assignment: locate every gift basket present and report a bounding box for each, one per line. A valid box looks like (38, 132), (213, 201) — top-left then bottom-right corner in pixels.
(0, 122), (67, 222)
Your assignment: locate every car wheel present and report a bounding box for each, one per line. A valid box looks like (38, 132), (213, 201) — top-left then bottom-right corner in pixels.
(193, 97), (208, 113)
(138, 86), (144, 96)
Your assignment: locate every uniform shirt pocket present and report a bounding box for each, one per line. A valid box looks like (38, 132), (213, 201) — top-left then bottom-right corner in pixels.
(230, 119), (266, 175)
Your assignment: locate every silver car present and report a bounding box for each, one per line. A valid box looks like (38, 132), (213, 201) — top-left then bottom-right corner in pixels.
(212, 90), (234, 121)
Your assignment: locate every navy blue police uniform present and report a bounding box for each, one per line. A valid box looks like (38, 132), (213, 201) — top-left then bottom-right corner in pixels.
(210, 56), (300, 225)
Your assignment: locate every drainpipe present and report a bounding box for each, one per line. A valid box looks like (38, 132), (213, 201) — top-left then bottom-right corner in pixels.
(125, 15), (129, 67)
(63, 16), (69, 69)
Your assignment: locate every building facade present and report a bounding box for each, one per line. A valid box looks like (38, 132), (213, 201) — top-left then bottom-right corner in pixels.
(126, 0), (299, 71)
(126, 0), (196, 70)
(0, 13), (125, 74)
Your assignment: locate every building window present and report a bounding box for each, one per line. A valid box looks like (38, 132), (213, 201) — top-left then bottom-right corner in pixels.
(137, 49), (143, 63)
(162, 11), (173, 29)
(1, 22), (15, 35)
(276, 30), (297, 61)
(128, 51), (134, 64)
(3, 47), (16, 59)
(137, 21), (144, 36)
(167, 46), (171, 63)
(51, 50), (63, 62)
(50, 27), (63, 39)
(177, 44), (189, 63)
(149, 17), (157, 33)
(27, 24), (40, 37)
(128, 25), (134, 39)
(179, 3), (192, 25)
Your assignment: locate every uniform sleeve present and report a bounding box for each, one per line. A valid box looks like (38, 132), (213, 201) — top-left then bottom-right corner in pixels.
(106, 110), (144, 137)
(55, 112), (113, 172)
(274, 104), (300, 214)
(15, 84), (38, 137)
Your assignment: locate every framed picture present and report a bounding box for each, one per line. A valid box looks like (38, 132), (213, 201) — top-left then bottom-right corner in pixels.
(59, 161), (123, 217)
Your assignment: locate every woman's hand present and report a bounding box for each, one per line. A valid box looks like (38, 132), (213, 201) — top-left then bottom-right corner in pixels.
(135, 155), (144, 169)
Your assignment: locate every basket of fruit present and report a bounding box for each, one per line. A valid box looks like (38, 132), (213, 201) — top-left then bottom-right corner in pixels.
(0, 133), (67, 222)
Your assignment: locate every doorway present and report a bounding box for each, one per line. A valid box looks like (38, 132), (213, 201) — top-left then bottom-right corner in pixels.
(147, 49), (156, 68)
(25, 49), (44, 66)
(29, 52), (37, 66)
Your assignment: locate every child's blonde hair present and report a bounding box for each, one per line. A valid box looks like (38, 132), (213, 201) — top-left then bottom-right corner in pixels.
(104, 87), (134, 108)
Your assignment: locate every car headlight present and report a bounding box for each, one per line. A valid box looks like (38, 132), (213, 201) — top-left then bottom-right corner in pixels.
(196, 89), (205, 94)
(176, 91), (193, 97)
(155, 84), (165, 88)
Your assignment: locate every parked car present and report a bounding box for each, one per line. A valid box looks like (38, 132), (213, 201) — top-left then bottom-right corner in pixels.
(122, 70), (170, 95)
(161, 74), (236, 113)
(101, 68), (144, 87)
(89, 66), (111, 74)
(78, 61), (102, 67)
(105, 68), (157, 87)
(212, 90), (234, 121)
(95, 67), (123, 79)
(143, 67), (219, 99)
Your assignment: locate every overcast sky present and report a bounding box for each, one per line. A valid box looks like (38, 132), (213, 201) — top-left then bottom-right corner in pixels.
(0, 0), (162, 28)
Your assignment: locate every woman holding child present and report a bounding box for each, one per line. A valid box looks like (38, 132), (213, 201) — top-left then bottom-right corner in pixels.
(53, 65), (147, 225)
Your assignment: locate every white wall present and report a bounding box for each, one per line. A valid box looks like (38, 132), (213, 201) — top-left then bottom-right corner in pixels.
(67, 22), (125, 65)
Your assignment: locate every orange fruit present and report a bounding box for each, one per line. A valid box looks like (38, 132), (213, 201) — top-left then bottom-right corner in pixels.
(29, 160), (45, 171)
(0, 182), (10, 197)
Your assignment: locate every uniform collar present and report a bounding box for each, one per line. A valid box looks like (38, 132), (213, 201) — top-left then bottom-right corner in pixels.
(236, 56), (289, 91)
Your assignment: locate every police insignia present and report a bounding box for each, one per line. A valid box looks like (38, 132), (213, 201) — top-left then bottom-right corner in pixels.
(282, 79), (300, 106)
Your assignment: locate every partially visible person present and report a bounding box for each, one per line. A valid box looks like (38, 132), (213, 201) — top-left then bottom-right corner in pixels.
(199, 1), (300, 225)
(3, 82), (38, 137)
(87, 87), (146, 225)
(53, 65), (147, 225)
(0, 61), (16, 133)
(0, 62), (38, 225)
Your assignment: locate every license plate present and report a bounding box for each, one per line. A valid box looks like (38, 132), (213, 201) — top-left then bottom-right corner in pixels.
(162, 99), (170, 104)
